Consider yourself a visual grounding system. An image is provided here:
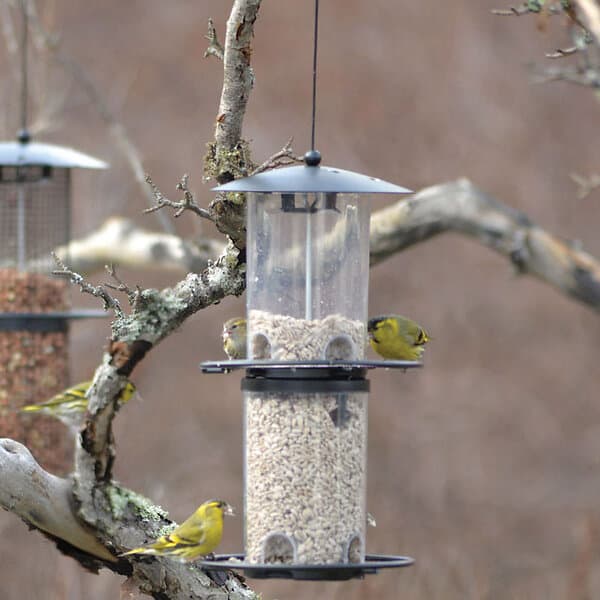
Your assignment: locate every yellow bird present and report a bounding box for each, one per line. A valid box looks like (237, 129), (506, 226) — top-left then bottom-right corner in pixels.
(368, 315), (430, 360)
(20, 380), (136, 429)
(222, 317), (247, 360)
(121, 499), (235, 562)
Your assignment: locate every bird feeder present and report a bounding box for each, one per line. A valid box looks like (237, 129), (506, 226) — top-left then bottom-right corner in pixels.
(201, 151), (420, 580)
(0, 133), (107, 474)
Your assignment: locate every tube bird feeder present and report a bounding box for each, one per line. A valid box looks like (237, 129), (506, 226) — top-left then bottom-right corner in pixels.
(201, 151), (419, 580)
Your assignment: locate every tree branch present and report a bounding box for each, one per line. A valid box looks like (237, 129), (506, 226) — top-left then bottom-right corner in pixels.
(249, 137), (303, 176)
(0, 438), (116, 564)
(0, 438), (255, 599)
(204, 0), (262, 248)
(370, 178), (600, 311)
(571, 172), (600, 199)
(204, 17), (224, 60)
(574, 0), (600, 45)
(52, 252), (125, 316)
(144, 174), (214, 221)
(55, 217), (225, 275)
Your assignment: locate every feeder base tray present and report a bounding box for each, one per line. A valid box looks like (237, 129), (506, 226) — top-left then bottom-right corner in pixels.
(198, 553), (414, 581)
(201, 359), (422, 374)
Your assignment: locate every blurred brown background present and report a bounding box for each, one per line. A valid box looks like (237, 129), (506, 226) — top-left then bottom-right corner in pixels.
(1, 1), (600, 598)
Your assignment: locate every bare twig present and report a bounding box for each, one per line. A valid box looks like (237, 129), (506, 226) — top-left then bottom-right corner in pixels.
(492, 3), (564, 16)
(104, 264), (146, 310)
(370, 178), (600, 311)
(491, 6), (534, 16)
(532, 63), (600, 86)
(0, 0), (18, 60)
(51, 252), (124, 317)
(546, 46), (579, 58)
(571, 172), (600, 198)
(144, 174), (214, 221)
(204, 17), (224, 60)
(249, 137), (303, 176)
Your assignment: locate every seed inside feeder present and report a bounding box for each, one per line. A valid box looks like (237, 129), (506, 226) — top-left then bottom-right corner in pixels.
(249, 310), (365, 361)
(245, 392), (367, 564)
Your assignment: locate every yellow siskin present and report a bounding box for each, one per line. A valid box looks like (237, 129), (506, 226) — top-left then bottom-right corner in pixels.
(368, 315), (430, 360)
(121, 499), (235, 562)
(20, 380), (136, 429)
(222, 317), (247, 360)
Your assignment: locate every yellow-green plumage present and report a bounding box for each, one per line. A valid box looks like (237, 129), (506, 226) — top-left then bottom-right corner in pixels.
(222, 317), (247, 360)
(20, 380), (136, 429)
(121, 499), (234, 562)
(368, 315), (430, 360)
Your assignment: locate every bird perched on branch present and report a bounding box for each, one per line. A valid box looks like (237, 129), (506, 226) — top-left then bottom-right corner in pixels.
(368, 315), (430, 360)
(121, 499), (235, 562)
(222, 317), (247, 359)
(20, 380), (136, 429)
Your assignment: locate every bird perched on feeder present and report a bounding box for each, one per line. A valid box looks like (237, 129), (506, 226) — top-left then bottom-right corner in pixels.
(121, 499), (235, 562)
(222, 317), (247, 359)
(20, 379), (136, 429)
(368, 315), (430, 360)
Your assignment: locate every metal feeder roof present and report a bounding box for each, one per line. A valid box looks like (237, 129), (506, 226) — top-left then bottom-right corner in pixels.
(0, 141), (107, 169)
(213, 164), (412, 194)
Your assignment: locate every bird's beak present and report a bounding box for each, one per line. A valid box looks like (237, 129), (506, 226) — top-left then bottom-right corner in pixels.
(223, 503), (235, 516)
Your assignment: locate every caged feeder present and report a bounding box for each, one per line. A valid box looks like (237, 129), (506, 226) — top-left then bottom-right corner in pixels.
(200, 151), (420, 580)
(0, 135), (108, 475)
(0, 0), (108, 475)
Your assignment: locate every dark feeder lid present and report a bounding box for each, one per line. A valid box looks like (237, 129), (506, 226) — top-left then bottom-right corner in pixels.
(0, 139), (108, 169)
(213, 151), (412, 195)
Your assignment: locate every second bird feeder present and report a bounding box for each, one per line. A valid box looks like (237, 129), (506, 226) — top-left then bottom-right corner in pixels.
(0, 136), (107, 473)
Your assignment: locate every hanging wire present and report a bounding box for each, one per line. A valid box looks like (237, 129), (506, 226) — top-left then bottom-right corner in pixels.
(19, 0), (30, 141)
(310, 0), (319, 152)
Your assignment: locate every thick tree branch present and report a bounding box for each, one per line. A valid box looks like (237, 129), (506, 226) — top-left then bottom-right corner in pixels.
(0, 438), (115, 564)
(55, 217), (225, 275)
(204, 0), (262, 248)
(370, 178), (600, 311)
(0, 438), (255, 599)
(574, 0), (600, 45)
